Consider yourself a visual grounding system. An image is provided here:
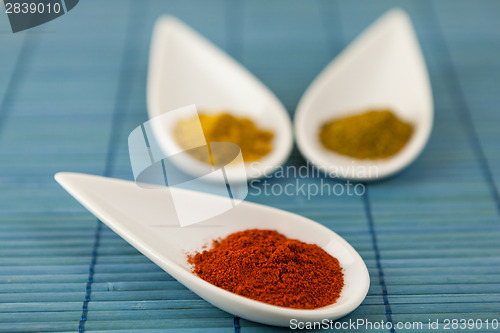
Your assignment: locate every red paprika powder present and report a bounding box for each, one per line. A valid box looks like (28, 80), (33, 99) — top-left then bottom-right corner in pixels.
(188, 229), (344, 309)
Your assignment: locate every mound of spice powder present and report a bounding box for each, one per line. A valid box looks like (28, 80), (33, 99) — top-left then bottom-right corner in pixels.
(319, 109), (414, 159)
(174, 112), (274, 165)
(187, 229), (344, 309)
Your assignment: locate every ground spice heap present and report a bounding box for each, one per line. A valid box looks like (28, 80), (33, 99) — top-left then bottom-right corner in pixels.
(188, 229), (344, 309)
(174, 112), (274, 165)
(319, 109), (414, 159)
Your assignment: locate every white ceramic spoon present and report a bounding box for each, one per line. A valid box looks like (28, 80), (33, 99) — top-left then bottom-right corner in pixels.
(147, 16), (293, 181)
(295, 9), (433, 181)
(55, 172), (370, 327)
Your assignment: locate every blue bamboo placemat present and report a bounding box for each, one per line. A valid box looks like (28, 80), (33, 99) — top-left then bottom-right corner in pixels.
(1, 0), (500, 332)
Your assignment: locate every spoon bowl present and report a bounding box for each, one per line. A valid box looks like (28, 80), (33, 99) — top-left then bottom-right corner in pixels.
(148, 16), (293, 181)
(55, 172), (370, 327)
(294, 9), (433, 181)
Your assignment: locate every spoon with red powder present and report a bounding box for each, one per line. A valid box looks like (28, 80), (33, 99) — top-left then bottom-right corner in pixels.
(55, 172), (370, 327)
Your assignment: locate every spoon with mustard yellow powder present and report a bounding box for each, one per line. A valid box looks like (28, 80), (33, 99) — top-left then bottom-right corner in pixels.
(147, 16), (293, 182)
(55, 172), (370, 327)
(295, 9), (433, 181)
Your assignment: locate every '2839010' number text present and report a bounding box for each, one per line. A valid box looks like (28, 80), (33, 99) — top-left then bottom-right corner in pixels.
(5, 2), (62, 14)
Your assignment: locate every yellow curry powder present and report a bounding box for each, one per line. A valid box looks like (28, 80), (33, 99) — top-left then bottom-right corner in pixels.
(173, 112), (274, 165)
(319, 109), (414, 160)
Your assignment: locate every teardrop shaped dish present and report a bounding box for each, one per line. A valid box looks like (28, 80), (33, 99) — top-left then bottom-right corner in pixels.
(55, 172), (370, 327)
(295, 8), (433, 181)
(148, 16), (293, 181)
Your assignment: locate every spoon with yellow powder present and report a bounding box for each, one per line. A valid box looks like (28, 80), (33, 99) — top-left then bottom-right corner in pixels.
(147, 17), (293, 182)
(294, 9), (433, 181)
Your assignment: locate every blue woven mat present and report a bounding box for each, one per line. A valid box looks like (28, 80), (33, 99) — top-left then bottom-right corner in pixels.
(1, 0), (500, 332)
